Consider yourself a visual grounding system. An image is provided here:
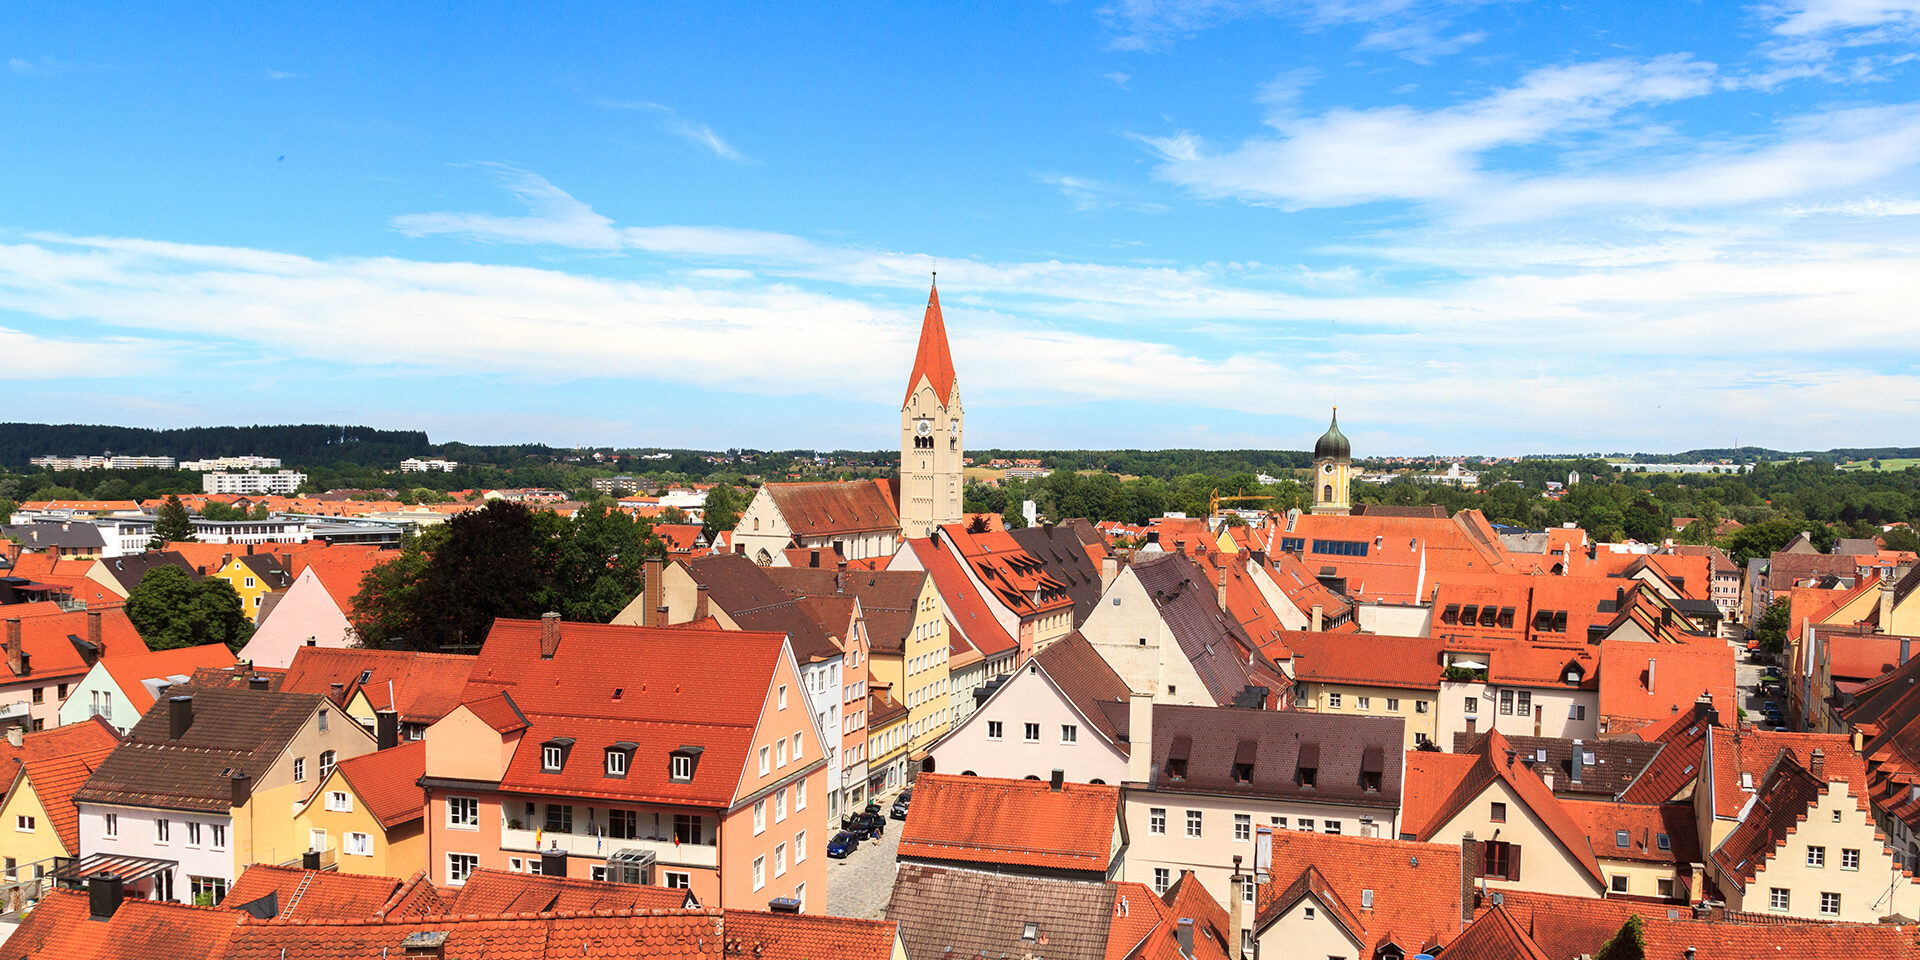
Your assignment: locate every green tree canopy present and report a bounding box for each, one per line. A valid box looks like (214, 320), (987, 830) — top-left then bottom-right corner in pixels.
(124, 566), (252, 651)
(148, 494), (197, 549)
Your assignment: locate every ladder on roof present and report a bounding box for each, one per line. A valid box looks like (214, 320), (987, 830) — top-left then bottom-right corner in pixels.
(287, 867), (317, 916)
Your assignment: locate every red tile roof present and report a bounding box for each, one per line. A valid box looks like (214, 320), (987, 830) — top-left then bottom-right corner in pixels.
(281, 647), (475, 724)
(1708, 727), (1866, 820)
(1442, 905), (1551, 960)
(221, 909), (728, 960)
(332, 740), (427, 828)
(1618, 701), (1716, 804)
(901, 537), (1017, 657)
(1597, 640), (1735, 733)
(764, 480), (900, 538)
(720, 910), (898, 960)
(1282, 630), (1444, 690)
(898, 773), (1121, 873)
(446, 868), (695, 914)
(223, 864), (404, 920)
(904, 282), (958, 407)
(1486, 889), (1920, 960)
(0, 603), (151, 682)
(1559, 799), (1700, 864)
(99, 643), (236, 715)
(1256, 830), (1466, 957)
(1404, 729), (1604, 886)
(1399, 750), (1482, 838)
(940, 523), (1075, 620)
(0, 890), (240, 960)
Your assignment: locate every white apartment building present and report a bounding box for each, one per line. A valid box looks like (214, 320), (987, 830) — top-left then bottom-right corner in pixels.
(31, 455), (178, 470)
(399, 458), (459, 472)
(180, 456), (282, 471)
(202, 471), (307, 495)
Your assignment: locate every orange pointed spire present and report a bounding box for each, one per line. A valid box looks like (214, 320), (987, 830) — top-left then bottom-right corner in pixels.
(903, 280), (958, 408)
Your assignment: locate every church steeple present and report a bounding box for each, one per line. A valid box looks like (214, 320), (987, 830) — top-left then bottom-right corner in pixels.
(904, 281), (958, 409)
(900, 279), (964, 538)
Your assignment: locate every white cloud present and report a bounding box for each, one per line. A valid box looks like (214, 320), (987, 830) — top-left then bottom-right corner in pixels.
(264, 69), (301, 80)
(392, 164), (623, 249)
(1104, 71), (1133, 88)
(1100, 0), (1498, 60)
(598, 100), (751, 163)
(9, 58), (33, 73)
(1766, 0), (1920, 36)
(1035, 173), (1171, 213)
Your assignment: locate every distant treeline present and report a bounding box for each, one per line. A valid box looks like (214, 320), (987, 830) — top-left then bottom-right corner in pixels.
(1523, 446), (1920, 464)
(0, 423), (433, 467)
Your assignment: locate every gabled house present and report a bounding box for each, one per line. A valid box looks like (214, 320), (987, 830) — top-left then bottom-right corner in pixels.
(236, 553), (388, 668)
(1007, 522), (1109, 628)
(290, 740), (426, 881)
(887, 862), (1229, 960)
(0, 718), (119, 886)
(85, 551), (196, 599)
(892, 523), (1076, 659)
(0, 604), (150, 731)
(926, 631), (1132, 784)
(278, 646), (475, 742)
(1595, 638), (1736, 737)
(71, 685), (379, 903)
(1470, 888), (1920, 960)
(1397, 728), (1608, 898)
(732, 480), (901, 568)
(207, 553), (294, 622)
(57, 642), (236, 731)
(1251, 830), (1466, 960)
(1080, 553), (1291, 709)
(420, 616), (829, 910)
(895, 536), (1019, 717)
(897, 772), (1125, 881)
(1835, 649), (1920, 867)
(1125, 702), (1404, 907)
(1559, 799), (1700, 900)
(1282, 630), (1443, 750)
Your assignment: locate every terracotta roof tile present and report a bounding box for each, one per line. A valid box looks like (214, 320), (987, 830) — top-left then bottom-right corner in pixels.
(333, 740), (427, 828)
(1559, 799), (1700, 864)
(220, 909), (728, 959)
(223, 864), (403, 920)
(448, 868), (694, 915)
(0, 891), (240, 960)
(764, 480), (900, 538)
(281, 647), (475, 724)
(1255, 831), (1465, 957)
(1618, 701), (1716, 804)
(1485, 888), (1920, 960)
(1442, 905), (1551, 960)
(887, 863), (1114, 960)
(3, 717), (120, 853)
(901, 537), (1017, 657)
(98, 643), (237, 716)
(898, 773), (1121, 873)
(1597, 640), (1736, 733)
(0, 603), (150, 681)
(720, 909), (897, 960)
(1405, 729), (1604, 885)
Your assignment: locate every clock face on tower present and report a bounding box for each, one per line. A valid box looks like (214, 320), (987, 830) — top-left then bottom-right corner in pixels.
(1323, 463), (1335, 473)
(948, 420), (958, 436)
(916, 419), (933, 437)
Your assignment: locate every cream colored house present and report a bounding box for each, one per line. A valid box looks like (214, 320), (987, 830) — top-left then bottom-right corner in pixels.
(924, 633), (1130, 784)
(1078, 553), (1290, 709)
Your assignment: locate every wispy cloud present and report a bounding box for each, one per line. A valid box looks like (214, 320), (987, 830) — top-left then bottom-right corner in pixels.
(392, 164), (623, 248)
(1103, 71), (1133, 88)
(264, 69), (301, 80)
(1099, 0), (1499, 60)
(1036, 173), (1171, 213)
(598, 100), (751, 163)
(8, 58), (32, 74)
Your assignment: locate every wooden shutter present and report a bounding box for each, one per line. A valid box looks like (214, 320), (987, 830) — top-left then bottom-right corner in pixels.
(1506, 843), (1522, 882)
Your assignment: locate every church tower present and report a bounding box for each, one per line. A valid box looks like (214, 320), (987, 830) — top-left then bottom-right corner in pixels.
(1311, 407), (1351, 516)
(900, 282), (964, 539)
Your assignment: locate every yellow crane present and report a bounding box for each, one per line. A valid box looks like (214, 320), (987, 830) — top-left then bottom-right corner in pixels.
(1209, 488), (1277, 518)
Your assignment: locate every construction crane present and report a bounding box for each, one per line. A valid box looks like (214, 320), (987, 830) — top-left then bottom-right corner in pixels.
(1209, 488), (1277, 519)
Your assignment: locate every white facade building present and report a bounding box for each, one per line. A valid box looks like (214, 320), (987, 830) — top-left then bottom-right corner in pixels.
(202, 471), (307, 494)
(31, 455), (178, 470)
(399, 458), (459, 472)
(180, 456), (282, 471)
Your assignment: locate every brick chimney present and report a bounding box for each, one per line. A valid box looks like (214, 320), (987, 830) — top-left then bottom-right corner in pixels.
(694, 584), (710, 622)
(1216, 562), (1229, 610)
(86, 611), (103, 658)
(539, 612), (562, 659)
(1810, 748), (1825, 781)
(4, 618), (22, 676)
(643, 556), (665, 627)
(1882, 573), (1898, 635)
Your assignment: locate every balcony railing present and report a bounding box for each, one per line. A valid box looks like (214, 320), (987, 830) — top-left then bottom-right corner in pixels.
(499, 827), (719, 869)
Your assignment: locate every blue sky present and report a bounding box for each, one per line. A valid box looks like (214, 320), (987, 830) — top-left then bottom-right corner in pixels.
(2, 1), (1917, 455)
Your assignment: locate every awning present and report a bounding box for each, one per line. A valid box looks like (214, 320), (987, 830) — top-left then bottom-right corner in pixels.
(1452, 659), (1488, 670)
(52, 852), (175, 884)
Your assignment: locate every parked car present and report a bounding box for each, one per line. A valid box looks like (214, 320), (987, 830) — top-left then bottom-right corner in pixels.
(827, 831), (860, 859)
(842, 813), (882, 839)
(890, 790), (912, 820)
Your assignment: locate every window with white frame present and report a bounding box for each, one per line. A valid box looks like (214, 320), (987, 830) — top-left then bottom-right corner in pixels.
(1234, 814), (1251, 841)
(776, 790), (788, 823)
(774, 842), (787, 877)
(1186, 810), (1202, 838)
(796, 780), (806, 810)
(987, 721), (1004, 741)
(1820, 892), (1840, 916)
(345, 832), (371, 856)
(543, 745), (564, 771)
(187, 822), (202, 847)
(778, 684), (788, 710)
(1024, 723), (1040, 742)
(448, 853), (479, 885)
(1841, 848), (1860, 870)
(1153, 868), (1170, 893)
(319, 750), (336, 781)
(1808, 845), (1825, 867)
(447, 796), (479, 829)
(327, 791), (352, 812)
(754, 800), (766, 834)
(155, 818), (170, 843)
(1769, 888), (1789, 911)
(795, 829), (807, 863)
(1061, 724), (1077, 744)
(103, 813), (117, 839)
(759, 746), (771, 775)
(211, 823), (226, 850)
(13, 816), (32, 834)
(1150, 808), (1166, 835)
(792, 732), (803, 760)
(671, 754), (693, 781)
(293, 757), (306, 782)
(752, 855), (765, 891)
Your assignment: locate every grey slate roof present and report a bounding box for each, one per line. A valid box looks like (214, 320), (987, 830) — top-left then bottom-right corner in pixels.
(1143, 703), (1402, 810)
(74, 686), (324, 813)
(1131, 553), (1290, 707)
(1009, 524), (1106, 627)
(96, 552), (196, 593)
(1, 523), (106, 551)
(886, 863), (1114, 960)
(1451, 731), (1662, 798)
(683, 554), (842, 663)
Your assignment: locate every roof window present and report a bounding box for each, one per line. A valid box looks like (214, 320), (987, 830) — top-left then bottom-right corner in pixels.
(541, 738), (574, 773)
(605, 741), (637, 778)
(670, 745), (704, 782)
(1615, 830), (1630, 848)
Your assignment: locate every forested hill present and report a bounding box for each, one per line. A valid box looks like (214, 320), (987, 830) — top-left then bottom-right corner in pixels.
(0, 423), (432, 467)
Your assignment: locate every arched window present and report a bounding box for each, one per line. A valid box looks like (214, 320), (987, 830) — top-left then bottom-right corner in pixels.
(1322, 484), (1333, 501)
(755, 549), (773, 567)
(319, 750), (336, 781)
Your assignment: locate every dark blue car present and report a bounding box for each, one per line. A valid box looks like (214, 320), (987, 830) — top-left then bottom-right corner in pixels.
(827, 831), (860, 859)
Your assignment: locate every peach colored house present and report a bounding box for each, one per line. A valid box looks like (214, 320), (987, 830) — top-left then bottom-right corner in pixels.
(238, 556), (384, 668)
(420, 615), (830, 912)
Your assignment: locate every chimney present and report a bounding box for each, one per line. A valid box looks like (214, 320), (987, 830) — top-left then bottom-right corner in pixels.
(1175, 918), (1194, 959)
(167, 695), (194, 740)
(1459, 833), (1482, 920)
(302, 849), (321, 870)
(1810, 748), (1825, 781)
(644, 556), (665, 627)
(1310, 604), (1324, 632)
(6, 726), (21, 747)
(1570, 740), (1584, 783)
(1883, 574), (1899, 635)
(1100, 555), (1119, 592)
(376, 710), (400, 750)
(1615, 586), (1626, 607)
(541, 849), (569, 878)
(1228, 857), (1245, 958)
(1175, 539), (1186, 556)
(809, 549), (820, 568)
(248, 675), (271, 691)
(1647, 658), (1656, 693)
(1127, 691), (1154, 784)
(86, 611), (102, 656)
(1903, 636), (1912, 666)
(4, 619), (21, 676)
(402, 931), (450, 960)
(1216, 562), (1229, 610)
(87, 873), (124, 921)
(1050, 769), (1064, 791)
(230, 770), (252, 807)
(1699, 692), (1720, 728)
(539, 612), (562, 659)
(694, 584), (710, 622)
(329, 681), (345, 701)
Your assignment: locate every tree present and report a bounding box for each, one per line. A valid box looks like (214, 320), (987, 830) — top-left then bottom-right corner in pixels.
(543, 500), (660, 623)
(1883, 526), (1920, 555)
(1594, 914), (1645, 960)
(1001, 502), (1028, 529)
(659, 506), (691, 525)
(124, 566), (252, 651)
(148, 495), (197, 549)
(1755, 599), (1791, 653)
(0, 498), (13, 525)
(700, 481), (747, 537)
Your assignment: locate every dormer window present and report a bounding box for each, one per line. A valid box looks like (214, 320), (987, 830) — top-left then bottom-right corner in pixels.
(605, 742), (637, 778)
(670, 745), (704, 782)
(1168, 759), (1188, 780)
(1232, 762), (1253, 783)
(542, 738), (574, 773)
(1298, 742), (1321, 788)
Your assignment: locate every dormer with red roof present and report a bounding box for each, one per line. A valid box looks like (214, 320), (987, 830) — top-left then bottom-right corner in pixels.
(900, 282), (964, 540)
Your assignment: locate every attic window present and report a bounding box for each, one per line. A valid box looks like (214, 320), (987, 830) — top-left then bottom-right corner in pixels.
(1615, 830), (1630, 848)
(542, 738), (575, 773)
(1741, 772), (1754, 790)
(1022, 922), (1038, 941)
(1656, 833), (1671, 851)
(605, 742), (638, 778)
(1441, 604), (1460, 625)
(1168, 759), (1188, 781)
(1478, 606), (1498, 627)
(670, 745), (704, 782)
(1297, 742), (1320, 789)
(1460, 605), (1480, 625)
(1361, 889), (1374, 910)
(1497, 607), (1515, 628)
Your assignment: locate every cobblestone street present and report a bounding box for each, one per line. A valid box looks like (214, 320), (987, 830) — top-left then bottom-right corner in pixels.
(823, 819), (901, 920)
